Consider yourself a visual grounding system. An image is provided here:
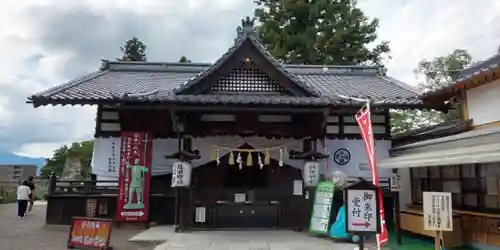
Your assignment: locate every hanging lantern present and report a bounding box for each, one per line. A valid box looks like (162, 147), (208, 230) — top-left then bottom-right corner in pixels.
(303, 161), (320, 187)
(171, 161), (192, 187)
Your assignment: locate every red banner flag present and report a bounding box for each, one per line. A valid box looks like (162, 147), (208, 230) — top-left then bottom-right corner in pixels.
(355, 104), (389, 249)
(115, 132), (152, 223)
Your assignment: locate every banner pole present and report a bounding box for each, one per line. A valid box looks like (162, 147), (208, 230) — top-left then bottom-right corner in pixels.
(365, 100), (382, 250)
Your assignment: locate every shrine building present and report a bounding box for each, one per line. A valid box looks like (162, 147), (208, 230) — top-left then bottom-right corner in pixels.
(379, 52), (500, 249)
(28, 18), (445, 231)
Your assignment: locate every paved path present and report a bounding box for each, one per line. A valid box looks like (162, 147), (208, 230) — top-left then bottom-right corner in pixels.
(0, 202), (381, 250)
(131, 226), (379, 250)
(0, 202), (157, 250)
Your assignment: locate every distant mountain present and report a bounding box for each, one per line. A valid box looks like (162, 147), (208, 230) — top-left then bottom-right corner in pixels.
(0, 151), (47, 175)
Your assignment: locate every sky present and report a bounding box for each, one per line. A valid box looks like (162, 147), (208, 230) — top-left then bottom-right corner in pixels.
(0, 0), (499, 158)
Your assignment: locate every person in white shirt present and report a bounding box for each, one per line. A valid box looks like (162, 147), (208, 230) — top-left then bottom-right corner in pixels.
(17, 181), (31, 218)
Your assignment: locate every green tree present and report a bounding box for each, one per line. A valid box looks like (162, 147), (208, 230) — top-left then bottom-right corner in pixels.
(40, 140), (94, 179)
(253, 0), (390, 65)
(117, 37), (147, 61)
(391, 49), (473, 134)
(179, 56), (191, 63)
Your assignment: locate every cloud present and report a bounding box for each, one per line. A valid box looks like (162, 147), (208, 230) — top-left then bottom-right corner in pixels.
(0, 0), (498, 157)
(358, 0), (500, 83)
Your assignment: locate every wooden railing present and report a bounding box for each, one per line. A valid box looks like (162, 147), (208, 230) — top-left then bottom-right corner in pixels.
(46, 174), (118, 196)
(46, 173), (391, 197)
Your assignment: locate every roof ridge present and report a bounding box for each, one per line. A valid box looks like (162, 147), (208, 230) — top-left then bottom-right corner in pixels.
(103, 60), (211, 67)
(103, 60), (385, 70)
(285, 64), (381, 69)
(172, 31), (249, 94)
(173, 22), (319, 97)
(246, 35), (320, 96)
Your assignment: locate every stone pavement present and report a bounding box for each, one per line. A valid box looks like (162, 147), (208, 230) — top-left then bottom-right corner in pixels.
(0, 202), (158, 250)
(130, 226), (383, 250)
(0, 202), (384, 250)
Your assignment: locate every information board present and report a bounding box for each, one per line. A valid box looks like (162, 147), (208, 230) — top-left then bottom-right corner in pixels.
(423, 191), (453, 231)
(67, 217), (112, 250)
(345, 189), (378, 233)
(309, 181), (335, 235)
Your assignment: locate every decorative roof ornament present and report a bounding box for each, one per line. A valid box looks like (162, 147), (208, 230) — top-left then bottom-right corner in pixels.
(234, 16), (256, 43)
(241, 16), (255, 33)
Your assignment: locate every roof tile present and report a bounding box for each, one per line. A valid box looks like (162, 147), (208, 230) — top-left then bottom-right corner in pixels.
(29, 61), (422, 106)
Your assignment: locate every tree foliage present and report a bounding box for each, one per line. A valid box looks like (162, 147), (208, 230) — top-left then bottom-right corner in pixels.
(253, 0), (390, 65)
(117, 37), (147, 61)
(40, 140), (94, 179)
(391, 49), (473, 134)
(179, 56), (191, 63)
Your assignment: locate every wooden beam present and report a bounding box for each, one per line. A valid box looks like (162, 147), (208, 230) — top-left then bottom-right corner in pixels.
(471, 120), (500, 130)
(460, 89), (469, 120)
(94, 105), (103, 137)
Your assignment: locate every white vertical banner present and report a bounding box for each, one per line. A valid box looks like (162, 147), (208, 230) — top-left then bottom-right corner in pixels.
(303, 161), (320, 187)
(171, 161), (192, 187)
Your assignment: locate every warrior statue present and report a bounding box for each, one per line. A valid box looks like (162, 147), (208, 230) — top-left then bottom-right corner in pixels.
(124, 158), (148, 210)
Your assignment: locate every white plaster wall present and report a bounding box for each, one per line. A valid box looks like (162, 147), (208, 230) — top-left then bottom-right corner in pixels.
(467, 79), (500, 125)
(398, 168), (412, 209)
(321, 139), (392, 179)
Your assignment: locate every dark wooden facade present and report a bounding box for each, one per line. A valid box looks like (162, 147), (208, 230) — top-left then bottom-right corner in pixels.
(95, 104), (391, 140)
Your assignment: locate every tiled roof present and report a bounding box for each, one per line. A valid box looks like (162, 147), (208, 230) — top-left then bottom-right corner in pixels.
(29, 61), (422, 107)
(391, 119), (472, 146)
(423, 53), (500, 97)
(391, 125), (500, 152)
(29, 17), (422, 107)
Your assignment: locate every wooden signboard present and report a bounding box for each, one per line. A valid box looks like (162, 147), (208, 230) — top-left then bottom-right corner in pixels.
(343, 178), (381, 250)
(423, 192), (453, 231)
(67, 217), (113, 250)
(423, 191), (453, 250)
(309, 181), (335, 235)
(345, 189), (379, 233)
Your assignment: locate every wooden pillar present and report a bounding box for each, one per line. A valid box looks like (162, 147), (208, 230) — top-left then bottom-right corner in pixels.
(302, 139), (314, 230)
(180, 137), (192, 232)
(48, 172), (57, 196)
(173, 131), (182, 232)
(393, 168), (402, 245)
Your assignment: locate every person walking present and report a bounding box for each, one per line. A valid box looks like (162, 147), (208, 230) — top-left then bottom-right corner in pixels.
(16, 181), (31, 218)
(26, 176), (36, 215)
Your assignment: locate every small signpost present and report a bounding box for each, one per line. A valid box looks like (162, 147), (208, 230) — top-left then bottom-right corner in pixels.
(423, 192), (453, 250)
(390, 173), (401, 192)
(309, 181), (335, 235)
(67, 217), (113, 250)
(344, 178), (381, 250)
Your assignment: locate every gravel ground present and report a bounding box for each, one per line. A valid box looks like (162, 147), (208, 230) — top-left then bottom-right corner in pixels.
(0, 202), (159, 250)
